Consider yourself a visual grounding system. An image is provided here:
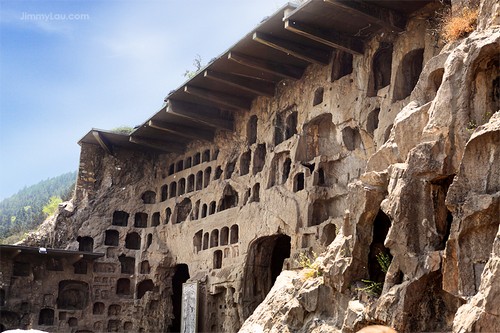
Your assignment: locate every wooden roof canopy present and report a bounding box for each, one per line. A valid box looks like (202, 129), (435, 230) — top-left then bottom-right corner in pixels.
(79, 0), (433, 154)
(0, 244), (105, 261)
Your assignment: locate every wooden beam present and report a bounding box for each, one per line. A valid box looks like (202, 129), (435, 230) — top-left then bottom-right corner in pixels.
(129, 136), (185, 154)
(228, 52), (304, 80)
(92, 131), (114, 155)
(184, 85), (252, 111)
(166, 100), (233, 131)
(204, 70), (275, 97)
(284, 20), (364, 55)
(148, 120), (214, 141)
(253, 31), (330, 65)
(324, 0), (406, 32)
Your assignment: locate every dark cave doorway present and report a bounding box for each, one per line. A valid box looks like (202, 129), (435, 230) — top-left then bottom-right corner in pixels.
(169, 264), (190, 333)
(242, 234), (291, 320)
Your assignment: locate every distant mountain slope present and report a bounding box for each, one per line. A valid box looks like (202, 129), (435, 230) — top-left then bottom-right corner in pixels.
(0, 171), (77, 243)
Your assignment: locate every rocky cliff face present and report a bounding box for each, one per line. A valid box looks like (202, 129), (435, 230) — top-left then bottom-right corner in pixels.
(17, 0), (499, 332)
(239, 1), (500, 332)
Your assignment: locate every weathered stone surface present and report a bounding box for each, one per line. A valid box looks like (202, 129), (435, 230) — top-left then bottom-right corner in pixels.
(1, 1), (498, 332)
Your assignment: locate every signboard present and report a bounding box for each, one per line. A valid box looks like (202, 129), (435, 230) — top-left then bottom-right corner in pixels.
(180, 281), (198, 333)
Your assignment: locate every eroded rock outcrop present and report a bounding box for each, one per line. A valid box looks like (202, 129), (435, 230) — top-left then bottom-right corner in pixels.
(239, 3), (500, 332)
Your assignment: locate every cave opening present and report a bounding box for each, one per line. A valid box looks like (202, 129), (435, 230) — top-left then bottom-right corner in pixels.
(220, 227), (229, 246)
(187, 174), (194, 193)
(242, 234), (291, 320)
(105, 230), (119, 246)
(119, 255), (135, 274)
(125, 232), (141, 250)
(368, 43), (393, 97)
(247, 115), (258, 145)
(57, 280), (89, 310)
(112, 211), (129, 227)
(134, 213), (148, 228)
(116, 278), (130, 296)
(169, 264), (190, 333)
(161, 185), (168, 202)
(203, 149), (211, 162)
(193, 152), (201, 166)
(185, 156), (192, 169)
(152, 212), (160, 227)
(140, 260), (150, 274)
(282, 158), (291, 184)
(240, 151), (251, 176)
(93, 302), (104, 315)
(178, 178), (186, 195)
(38, 308), (54, 326)
(393, 48), (424, 101)
(230, 225), (239, 244)
(169, 182), (177, 198)
(294, 173), (305, 192)
(225, 160), (236, 179)
(313, 87), (324, 106)
(300, 113), (336, 161)
(176, 160), (184, 172)
(210, 229), (219, 248)
(331, 49), (353, 81)
(175, 198), (192, 224)
(218, 185), (238, 212)
(209, 201), (216, 215)
(108, 304), (121, 316)
(213, 250), (223, 269)
(196, 171), (203, 191)
(141, 191), (156, 204)
(204, 167), (211, 188)
(137, 279), (154, 299)
(203, 232), (209, 250)
(73, 259), (88, 275)
(252, 144), (266, 175)
(214, 166), (223, 180)
(250, 183), (260, 203)
(368, 210), (392, 283)
(285, 112), (298, 140)
(78, 236), (94, 252)
(366, 108), (380, 135)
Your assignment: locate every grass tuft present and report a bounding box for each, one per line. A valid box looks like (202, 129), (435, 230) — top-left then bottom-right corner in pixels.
(441, 7), (479, 42)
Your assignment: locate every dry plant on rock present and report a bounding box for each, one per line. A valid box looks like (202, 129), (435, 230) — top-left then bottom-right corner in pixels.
(441, 6), (479, 42)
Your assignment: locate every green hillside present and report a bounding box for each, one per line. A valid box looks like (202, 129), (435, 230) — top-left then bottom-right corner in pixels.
(0, 171), (77, 244)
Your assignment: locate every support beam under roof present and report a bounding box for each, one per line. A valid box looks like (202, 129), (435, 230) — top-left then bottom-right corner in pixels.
(184, 85), (252, 111)
(324, 0), (406, 33)
(129, 136), (185, 154)
(284, 20), (364, 55)
(204, 70), (275, 97)
(92, 130), (114, 155)
(228, 52), (304, 80)
(166, 100), (234, 131)
(252, 31), (331, 65)
(148, 120), (215, 141)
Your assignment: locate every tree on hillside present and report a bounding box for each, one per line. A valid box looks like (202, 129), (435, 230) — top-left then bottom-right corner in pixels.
(42, 196), (63, 216)
(0, 171), (77, 243)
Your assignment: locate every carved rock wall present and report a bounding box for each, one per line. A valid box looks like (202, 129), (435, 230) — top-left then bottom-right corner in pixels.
(1, 1), (498, 332)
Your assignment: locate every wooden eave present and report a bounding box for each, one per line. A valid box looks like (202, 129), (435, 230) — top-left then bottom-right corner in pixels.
(0, 244), (105, 260)
(79, 1), (434, 156)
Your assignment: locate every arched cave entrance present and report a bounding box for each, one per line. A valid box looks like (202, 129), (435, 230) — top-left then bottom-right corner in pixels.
(368, 210), (392, 284)
(169, 264), (190, 333)
(0, 311), (20, 331)
(57, 280), (89, 310)
(242, 234), (291, 319)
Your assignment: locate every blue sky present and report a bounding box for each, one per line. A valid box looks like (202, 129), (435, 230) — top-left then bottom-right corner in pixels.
(0, 0), (287, 200)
